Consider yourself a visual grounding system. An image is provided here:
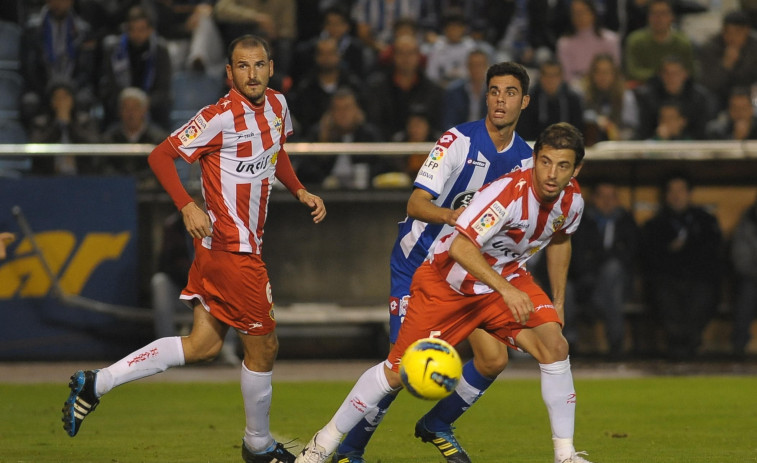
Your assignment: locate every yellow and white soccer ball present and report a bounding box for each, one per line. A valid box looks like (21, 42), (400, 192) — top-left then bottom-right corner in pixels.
(399, 338), (462, 400)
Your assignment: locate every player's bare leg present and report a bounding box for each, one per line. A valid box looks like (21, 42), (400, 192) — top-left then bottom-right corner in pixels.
(516, 323), (594, 463)
(238, 327), (296, 463)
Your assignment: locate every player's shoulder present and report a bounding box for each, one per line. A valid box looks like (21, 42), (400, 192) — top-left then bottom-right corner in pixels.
(511, 132), (533, 152)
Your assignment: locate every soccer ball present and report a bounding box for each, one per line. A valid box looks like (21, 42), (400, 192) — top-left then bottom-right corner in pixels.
(399, 338), (462, 400)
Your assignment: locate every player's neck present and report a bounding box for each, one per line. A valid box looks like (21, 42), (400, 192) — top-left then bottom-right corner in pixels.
(486, 120), (515, 151)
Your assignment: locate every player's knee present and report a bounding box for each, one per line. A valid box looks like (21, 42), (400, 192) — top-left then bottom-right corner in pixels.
(474, 352), (508, 378)
(183, 337), (224, 363)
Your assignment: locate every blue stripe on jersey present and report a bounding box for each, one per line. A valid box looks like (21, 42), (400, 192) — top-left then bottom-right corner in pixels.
(390, 120), (533, 296)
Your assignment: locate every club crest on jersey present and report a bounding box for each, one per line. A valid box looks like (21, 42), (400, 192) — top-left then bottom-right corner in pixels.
(472, 201), (506, 236)
(552, 214), (566, 231)
(273, 117), (283, 135)
(271, 151), (279, 165)
(451, 190), (476, 209)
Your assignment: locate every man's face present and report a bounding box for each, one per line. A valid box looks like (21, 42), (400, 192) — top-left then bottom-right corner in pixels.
(226, 44), (273, 105)
(467, 53), (489, 86)
(660, 62), (687, 95)
(539, 64), (563, 96)
(570, 0), (595, 31)
(658, 105), (687, 136)
(127, 18), (153, 47)
(665, 178), (690, 212)
(591, 58), (615, 91)
(315, 39), (340, 73)
(120, 97), (147, 131)
(47, 0), (73, 20)
(728, 94), (754, 122)
(592, 183), (619, 215)
(723, 23), (750, 49)
(331, 95), (359, 130)
(648, 3), (674, 34)
(393, 37), (421, 75)
(532, 146), (580, 202)
(485, 75), (529, 130)
(323, 12), (349, 39)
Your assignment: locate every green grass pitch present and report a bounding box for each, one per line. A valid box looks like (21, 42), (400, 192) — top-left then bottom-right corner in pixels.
(1, 377), (756, 462)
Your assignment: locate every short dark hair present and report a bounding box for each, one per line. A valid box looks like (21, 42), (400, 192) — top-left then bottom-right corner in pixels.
(723, 9), (751, 27)
(534, 122), (586, 165)
(486, 61), (530, 94)
(227, 35), (272, 64)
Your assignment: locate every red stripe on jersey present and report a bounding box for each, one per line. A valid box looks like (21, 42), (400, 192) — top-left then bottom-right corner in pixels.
(530, 199), (552, 241)
(233, 98), (248, 133)
(253, 178), (271, 254)
(236, 182), (252, 250)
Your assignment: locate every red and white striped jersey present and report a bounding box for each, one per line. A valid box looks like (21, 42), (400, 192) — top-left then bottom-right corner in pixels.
(167, 87), (293, 253)
(431, 168), (584, 295)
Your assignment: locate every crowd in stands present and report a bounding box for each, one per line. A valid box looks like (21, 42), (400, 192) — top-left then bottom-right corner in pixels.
(1, 0), (757, 359)
(0, 0), (755, 179)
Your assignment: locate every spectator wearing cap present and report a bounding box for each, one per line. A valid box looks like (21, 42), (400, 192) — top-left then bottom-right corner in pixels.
(697, 10), (757, 113)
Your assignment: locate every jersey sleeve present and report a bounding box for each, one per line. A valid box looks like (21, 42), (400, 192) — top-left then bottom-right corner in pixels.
(166, 106), (225, 162)
(454, 177), (514, 247)
(562, 192), (584, 235)
(413, 129), (468, 198)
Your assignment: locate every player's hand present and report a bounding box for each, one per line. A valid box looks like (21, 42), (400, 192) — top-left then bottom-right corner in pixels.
(0, 232), (16, 260)
(181, 202), (212, 239)
(500, 285), (534, 325)
(297, 189), (326, 223)
(444, 206), (465, 227)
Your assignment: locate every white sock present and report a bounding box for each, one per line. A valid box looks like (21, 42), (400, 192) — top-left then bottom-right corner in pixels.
(241, 364), (274, 453)
(316, 363), (396, 454)
(95, 337), (185, 397)
(539, 357), (576, 461)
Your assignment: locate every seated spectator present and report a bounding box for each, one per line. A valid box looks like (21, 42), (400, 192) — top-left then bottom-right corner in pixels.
(641, 172), (723, 360)
(351, 0), (426, 59)
(556, 0), (621, 89)
(214, 0), (296, 89)
(100, 5), (172, 130)
(392, 105), (438, 176)
(516, 59), (584, 141)
(291, 6), (367, 82)
(20, 0), (97, 120)
(579, 53), (639, 144)
(441, 48), (490, 129)
(97, 87), (169, 177)
(374, 17), (427, 72)
(624, 0), (695, 85)
(425, 12), (477, 88)
(567, 181), (640, 359)
(288, 36), (365, 135)
(300, 87), (384, 188)
(697, 10), (757, 113)
(364, 34), (443, 139)
(634, 55), (717, 140)
(706, 87), (757, 140)
(152, 1), (225, 78)
(730, 193), (757, 358)
(491, 0), (558, 69)
(29, 79), (99, 175)
(650, 100), (691, 140)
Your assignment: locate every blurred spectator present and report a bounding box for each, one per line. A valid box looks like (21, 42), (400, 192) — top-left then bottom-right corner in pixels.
(97, 87), (169, 176)
(697, 10), (757, 113)
(291, 6), (367, 82)
(100, 5), (172, 130)
(634, 55), (716, 140)
(0, 231), (14, 260)
(425, 12), (477, 88)
(418, 0), (491, 40)
(556, 0), (621, 89)
(516, 59), (584, 141)
(641, 172), (723, 360)
(351, 0), (426, 58)
(20, 0), (97, 120)
(624, 0), (695, 85)
(299, 87), (384, 188)
(441, 48), (490, 129)
(29, 79), (99, 175)
(566, 181), (640, 359)
(579, 53), (638, 144)
(288, 36), (365, 134)
(214, 0), (296, 89)
(706, 87), (757, 140)
(392, 106), (438, 176)
(650, 100), (691, 140)
(490, 0), (558, 68)
(152, 1), (225, 78)
(730, 194), (757, 358)
(364, 34), (443, 139)
(374, 17), (426, 71)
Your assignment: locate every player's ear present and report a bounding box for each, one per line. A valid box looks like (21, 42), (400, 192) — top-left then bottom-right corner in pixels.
(520, 94), (530, 110)
(268, 59), (275, 77)
(572, 160), (583, 178)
